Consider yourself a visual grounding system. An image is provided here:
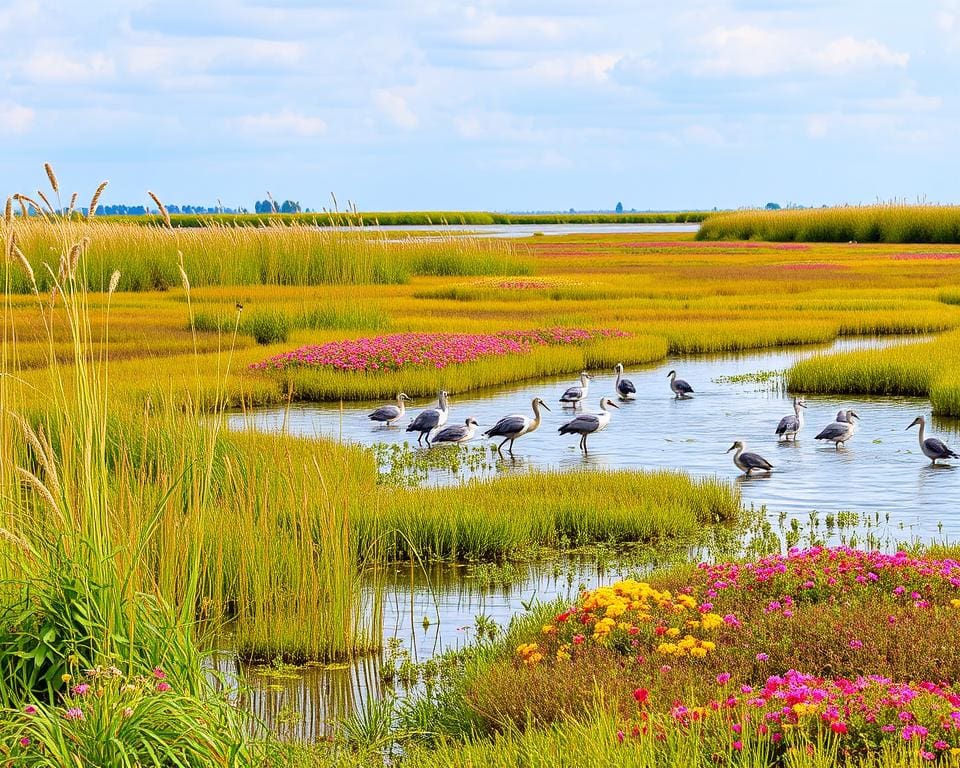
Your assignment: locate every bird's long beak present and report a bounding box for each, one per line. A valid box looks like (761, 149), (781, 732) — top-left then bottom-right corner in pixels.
(906, 418), (920, 430)
(799, 402), (808, 408)
(541, 402), (551, 411)
(725, 444), (736, 453)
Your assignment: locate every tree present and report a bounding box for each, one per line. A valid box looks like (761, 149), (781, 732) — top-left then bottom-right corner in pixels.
(765, 202), (781, 210)
(615, 201), (623, 214)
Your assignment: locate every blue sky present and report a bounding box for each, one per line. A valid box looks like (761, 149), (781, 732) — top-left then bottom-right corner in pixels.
(1, 1), (957, 210)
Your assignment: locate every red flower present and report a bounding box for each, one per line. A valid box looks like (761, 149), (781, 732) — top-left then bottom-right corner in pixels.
(633, 688), (650, 705)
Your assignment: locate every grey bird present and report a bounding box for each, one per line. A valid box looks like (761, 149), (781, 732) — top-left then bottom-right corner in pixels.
(835, 410), (850, 423)
(484, 397), (550, 455)
(726, 441), (773, 475)
(907, 415), (959, 465)
(668, 370), (694, 399)
(614, 363), (636, 400)
(560, 372), (592, 407)
(368, 392), (410, 426)
(405, 390), (450, 446)
(776, 397), (807, 441)
(432, 417), (479, 447)
(558, 397), (619, 453)
(815, 410), (859, 449)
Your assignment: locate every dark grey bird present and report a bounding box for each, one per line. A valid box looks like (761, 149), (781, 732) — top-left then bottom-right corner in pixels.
(907, 415), (959, 464)
(558, 397), (619, 453)
(835, 410), (850, 423)
(614, 363), (636, 400)
(726, 441), (773, 475)
(559, 372), (592, 407)
(815, 410), (859, 449)
(775, 397), (807, 441)
(405, 390), (450, 446)
(367, 392), (410, 426)
(484, 397), (550, 455)
(668, 370), (693, 399)
(431, 417), (479, 447)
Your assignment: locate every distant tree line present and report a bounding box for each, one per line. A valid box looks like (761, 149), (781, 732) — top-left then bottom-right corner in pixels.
(254, 200), (303, 214)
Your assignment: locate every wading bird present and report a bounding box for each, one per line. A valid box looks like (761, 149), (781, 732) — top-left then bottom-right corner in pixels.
(484, 397), (551, 455)
(367, 392), (410, 426)
(776, 397), (807, 441)
(726, 441), (773, 475)
(906, 415), (959, 465)
(815, 410), (859, 449)
(406, 390), (449, 446)
(431, 417), (479, 447)
(668, 370), (694, 399)
(614, 363), (636, 400)
(835, 410), (850, 423)
(558, 397), (619, 453)
(559, 372), (592, 407)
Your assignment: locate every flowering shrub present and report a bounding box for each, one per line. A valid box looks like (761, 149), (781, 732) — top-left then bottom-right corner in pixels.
(250, 327), (628, 373)
(1, 662), (247, 767)
(483, 548), (960, 762)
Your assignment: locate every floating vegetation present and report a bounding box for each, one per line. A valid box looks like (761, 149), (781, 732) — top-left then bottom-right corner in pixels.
(712, 369), (785, 390)
(374, 443), (493, 487)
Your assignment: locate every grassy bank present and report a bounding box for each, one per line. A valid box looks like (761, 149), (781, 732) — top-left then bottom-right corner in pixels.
(99, 210), (714, 228)
(698, 205), (960, 243)
(787, 329), (960, 415)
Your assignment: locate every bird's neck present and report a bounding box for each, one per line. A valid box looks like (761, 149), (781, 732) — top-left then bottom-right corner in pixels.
(918, 420), (925, 444)
(531, 402), (542, 423)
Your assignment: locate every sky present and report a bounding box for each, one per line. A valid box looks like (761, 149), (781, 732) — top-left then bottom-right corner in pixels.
(1, 1), (958, 211)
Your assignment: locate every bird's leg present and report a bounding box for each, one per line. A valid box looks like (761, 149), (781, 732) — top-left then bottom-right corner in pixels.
(417, 433), (423, 446)
(508, 439), (515, 455)
(498, 438), (508, 453)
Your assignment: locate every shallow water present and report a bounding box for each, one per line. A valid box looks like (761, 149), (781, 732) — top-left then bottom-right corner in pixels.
(225, 334), (960, 739)
(229, 335), (959, 541)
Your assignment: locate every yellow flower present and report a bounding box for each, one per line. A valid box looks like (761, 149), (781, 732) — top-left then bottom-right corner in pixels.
(951, 599), (960, 610)
(678, 635), (697, 650)
(556, 649), (570, 662)
(700, 613), (723, 630)
(700, 640), (716, 652)
(656, 642), (678, 655)
(67, 654), (78, 665)
(666, 627), (680, 638)
(690, 646), (708, 658)
(542, 625), (555, 635)
(61, 674), (72, 683)
(792, 703), (816, 717)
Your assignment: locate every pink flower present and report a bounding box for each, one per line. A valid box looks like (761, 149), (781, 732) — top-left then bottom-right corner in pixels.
(756, 653), (769, 662)
(23, 705), (37, 715)
(156, 681), (171, 693)
(153, 667), (166, 680)
(716, 673), (731, 685)
(63, 707), (84, 721)
(616, 730), (624, 743)
(572, 634), (585, 645)
(18, 737), (30, 748)
(122, 707), (134, 718)
(849, 639), (863, 650)
(732, 740), (743, 751)
(72, 683), (90, 696)
(831, 721), (848, 735)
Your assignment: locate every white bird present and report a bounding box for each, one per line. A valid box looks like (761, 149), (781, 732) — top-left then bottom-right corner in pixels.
(906, 415), (959, 465)
(775, 397), (807, 441)
(406, 390), (450, 446)
(668, 370), (694, 399)
(484, 397), (551, 455)
(559, 372), (592, 407)
(367, 392), (410, 426)
(558, 397), (619, 453)
(431, 417), (479, 447)
(726, 441), (774, 475)
(614, 363), (636, 400)
(815, 410), (859, 449)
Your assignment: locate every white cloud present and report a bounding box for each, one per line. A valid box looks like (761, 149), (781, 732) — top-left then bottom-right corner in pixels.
(694, 25), (908, 77)
(0, 103), (35, 134)
(24, 51), (115, 83)
(235, 110), (326, 137)
(373, 89), (418, 130)
(525, 54), (619, 84)
(455, 8), (568, 47)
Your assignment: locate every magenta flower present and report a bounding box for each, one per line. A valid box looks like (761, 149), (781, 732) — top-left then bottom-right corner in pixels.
(19, 737), (30, 747)
(63, 707), (84, 721)
(156, 681), (171, 693)
(23, 705), (36, 715)
(72, 683), (90, 696)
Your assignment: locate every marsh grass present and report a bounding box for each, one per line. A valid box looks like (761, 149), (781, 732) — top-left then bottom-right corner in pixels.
(2, 219), (532, 292)
(698, 205), (960, 243)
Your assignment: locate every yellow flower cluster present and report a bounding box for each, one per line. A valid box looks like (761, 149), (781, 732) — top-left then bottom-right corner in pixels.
(516, 642), (543, 666)
(656, 635), (717, 658)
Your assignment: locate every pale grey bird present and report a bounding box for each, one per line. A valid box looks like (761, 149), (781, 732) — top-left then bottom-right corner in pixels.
(368, 392), (410, 426)
(406, 390), (450, 446)
(668, 370), (694, 399)
(815, 410), (859, 449)
(431, 417), (479, 447)
(775, 397), (807, 441)
(484, 397), (550, 455)
(558, 397), (619, 453)
(835, 410), (850, 423)
(906, 415), (959, 465)
(559, 372), (592, 407)
(614, 363), (636, 400)
(726, 441), (774, 475)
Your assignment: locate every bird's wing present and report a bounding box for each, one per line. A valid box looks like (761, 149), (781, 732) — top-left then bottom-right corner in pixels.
(369, 405), (398, 421)
(776, 415), (797, 434)
(559, 414), (600, 434)
(560, 386), (583, 400)
(676, 379), (693, 392)
(484, 415), (526, 437)
(925, 437), (954, 456)
(407, 410), (439, 431)
(433, 425), (464, 442)
(619, 378), (636, 394)
(743, 452), (773, 470)
(815, 423), (845, 440)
